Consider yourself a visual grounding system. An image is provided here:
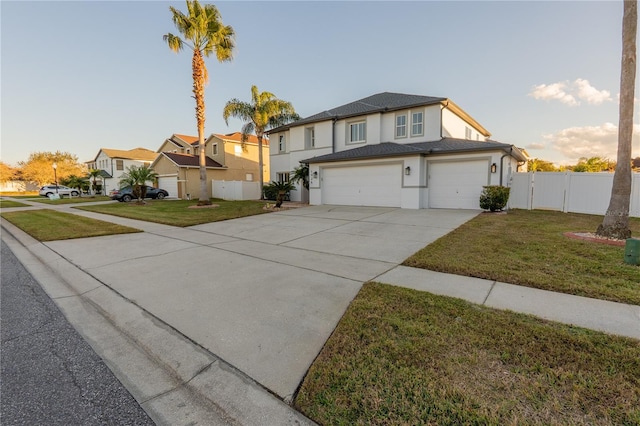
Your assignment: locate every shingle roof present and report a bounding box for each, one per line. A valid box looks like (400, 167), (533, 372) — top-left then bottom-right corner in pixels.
(212, 132), (268, 146)
(303, 138), (527, 163)
(173, 134), (199, 144)
(161, 152), (224, 168)
(99, 148), (158, 161)
(270, 92), (446, 132)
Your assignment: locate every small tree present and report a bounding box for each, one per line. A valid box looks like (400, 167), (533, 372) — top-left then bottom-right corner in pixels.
(88, 169), (102, 195)
(119, 165), (158, 203)
(290, 163), (309, 190)
(264, 181), (296, 208)
(479, 186), (510, 212)
(61, 175), (86, 197)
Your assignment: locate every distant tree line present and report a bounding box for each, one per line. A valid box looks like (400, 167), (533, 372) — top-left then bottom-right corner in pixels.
(527, 156), (640, 173)
(0, 151), (89, 191)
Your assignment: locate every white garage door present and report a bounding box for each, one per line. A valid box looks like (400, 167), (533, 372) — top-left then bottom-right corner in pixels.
(157, 176), (178, 199)
(322, 164), (402, 207)
(428, 160), (489, 209)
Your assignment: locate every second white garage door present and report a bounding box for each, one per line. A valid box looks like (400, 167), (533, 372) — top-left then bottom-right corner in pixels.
(157, 176), (178, 199)
(428, 160), (489, 209)
(322, 164), (402, 207)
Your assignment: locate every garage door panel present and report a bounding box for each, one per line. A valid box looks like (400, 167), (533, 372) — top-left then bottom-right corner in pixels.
(157, 177), (178, 198)
(429, 160), (488, 209)
(322, 164), (402, 207)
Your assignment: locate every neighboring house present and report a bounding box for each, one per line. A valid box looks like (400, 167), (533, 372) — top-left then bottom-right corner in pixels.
(151, 132), (269, 199)
(268, 92), (527, 209)
(87, 148), (158, 194)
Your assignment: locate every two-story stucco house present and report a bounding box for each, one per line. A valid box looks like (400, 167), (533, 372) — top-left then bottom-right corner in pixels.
(87, 147), (158, 195)
(268, 92), (527, 209)
(151, 132), (269, 199)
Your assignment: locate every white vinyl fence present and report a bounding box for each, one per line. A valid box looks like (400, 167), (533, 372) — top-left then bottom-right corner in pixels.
(212, 180), (261, 201)
(509, 172), (640, 218)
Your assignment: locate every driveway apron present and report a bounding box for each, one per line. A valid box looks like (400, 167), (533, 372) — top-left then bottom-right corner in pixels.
(44, 205), (479, 400)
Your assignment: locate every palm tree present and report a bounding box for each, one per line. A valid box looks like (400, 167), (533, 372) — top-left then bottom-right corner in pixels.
(265, 180), (296, 208)
(64, 175), (86, 197)
(596, 0), (637, 239)
(164, 0), (234, 206)
(223, 85), (299, 199)
(119, 165), (158, 203)
(88, 169), (101, 196)
(290, 163), (309, 190)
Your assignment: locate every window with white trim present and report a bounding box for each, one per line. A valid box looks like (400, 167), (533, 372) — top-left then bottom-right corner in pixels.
(305, 127), (315, 148)
(212, 143), (218, 156)
(395, 114), (407, 138)
(411, 112), (424, 136)
(279, 135), (286, 152)
(349, 121), (366, 143)
(465, 126), (472, 139)
(116, 160), (124, 171)
(276, 172), (290, 183)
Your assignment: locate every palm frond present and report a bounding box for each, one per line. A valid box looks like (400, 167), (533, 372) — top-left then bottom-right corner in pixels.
(164, 33), (184, 52)
(223, 100), (254, 124)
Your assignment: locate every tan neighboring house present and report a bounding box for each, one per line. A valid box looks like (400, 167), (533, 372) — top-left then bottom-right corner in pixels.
(151, 132), (269, 199)
(86, 147), (158, 194)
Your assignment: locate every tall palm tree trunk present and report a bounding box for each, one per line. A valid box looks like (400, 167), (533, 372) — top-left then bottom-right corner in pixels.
(193, 49), (211, 205)
(597, 0), (637, 239)
(257, 133), (265, 200)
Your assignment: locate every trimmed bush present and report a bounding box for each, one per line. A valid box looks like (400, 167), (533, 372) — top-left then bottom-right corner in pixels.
(479, 185), (510, 212)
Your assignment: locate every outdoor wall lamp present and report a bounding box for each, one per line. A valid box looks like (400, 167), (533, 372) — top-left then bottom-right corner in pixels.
(313, 171), (318, 179)
(490, 163), (497, 173)
(405, 166), (411, 176)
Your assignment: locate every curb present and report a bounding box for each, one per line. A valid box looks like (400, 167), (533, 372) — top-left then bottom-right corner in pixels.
(1, 219), (316, 425)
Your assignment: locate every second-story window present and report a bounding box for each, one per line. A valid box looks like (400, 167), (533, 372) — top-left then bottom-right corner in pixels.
(116, 159), (124, 171)
(349, 121), (366, 143)
(411, 112), (424, 136)
(396, 114), (407, 138)
(279, 135), (286, 152)
(212, 143), (218, 156)
(465, 126), (472, 139)
(305, 127), (315, 148)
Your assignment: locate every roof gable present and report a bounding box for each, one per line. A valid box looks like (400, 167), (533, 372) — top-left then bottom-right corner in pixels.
(271, 92), (446, 131)
(211, 132), (268, 146)
(97, 147), (157, 162)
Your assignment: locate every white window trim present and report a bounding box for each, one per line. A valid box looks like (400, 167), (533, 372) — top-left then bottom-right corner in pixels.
(279, 135), (286, 153)
(306, 127), (315, 149)
(348, 120), (366, 144)
(395, 113), (407, 139)
(212, 143), (218, 156)
(411, 111), (424, 137)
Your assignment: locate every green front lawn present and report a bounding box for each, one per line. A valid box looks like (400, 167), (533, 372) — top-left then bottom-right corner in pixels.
(1, 209), (141, 241)
(296, 282), (640, 426)
(403, 210), (640, 305)
(32, 196), (112, 204)
(75, 199), (268, 227)
(0, 200), (30, 208)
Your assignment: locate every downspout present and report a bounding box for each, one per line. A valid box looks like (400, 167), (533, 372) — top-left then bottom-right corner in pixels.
(332, 116), (338, 153)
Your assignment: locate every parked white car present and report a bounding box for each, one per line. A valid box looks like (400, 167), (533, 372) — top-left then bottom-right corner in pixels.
(39, 185), (80, 197)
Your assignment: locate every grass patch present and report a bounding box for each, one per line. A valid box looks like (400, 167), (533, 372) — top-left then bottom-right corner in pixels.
(75, 199), (268, 227)
(296, 282), (640, 426)
(0, 200), (30, 208)
(31, 196), (112, 204)
(1, 209), (141, 241)
(403, 210), (640, 305)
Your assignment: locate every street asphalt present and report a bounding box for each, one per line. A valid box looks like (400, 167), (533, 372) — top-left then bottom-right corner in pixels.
(1, 239), (154, 426)
(1, 199), (638, 425)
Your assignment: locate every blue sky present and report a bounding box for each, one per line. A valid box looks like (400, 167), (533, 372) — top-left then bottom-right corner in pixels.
(2, 0), (638, 167)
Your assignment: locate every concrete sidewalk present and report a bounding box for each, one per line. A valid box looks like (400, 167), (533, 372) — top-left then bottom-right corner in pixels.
(1, 200), (638, 425)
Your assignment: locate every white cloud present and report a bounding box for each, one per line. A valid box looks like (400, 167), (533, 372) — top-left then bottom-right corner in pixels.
(529, 79), (612, 106)
(542, 122), (640, 163)
(529, 82), (578, 106)
(574, 79), (612, 105)
(526, 142), (546, 149)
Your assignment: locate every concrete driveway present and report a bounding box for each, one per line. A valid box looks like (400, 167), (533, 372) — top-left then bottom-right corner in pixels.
(44, 205), (478, 401)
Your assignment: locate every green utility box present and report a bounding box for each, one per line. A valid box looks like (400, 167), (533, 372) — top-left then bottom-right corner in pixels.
(624, 238), (640, 265)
